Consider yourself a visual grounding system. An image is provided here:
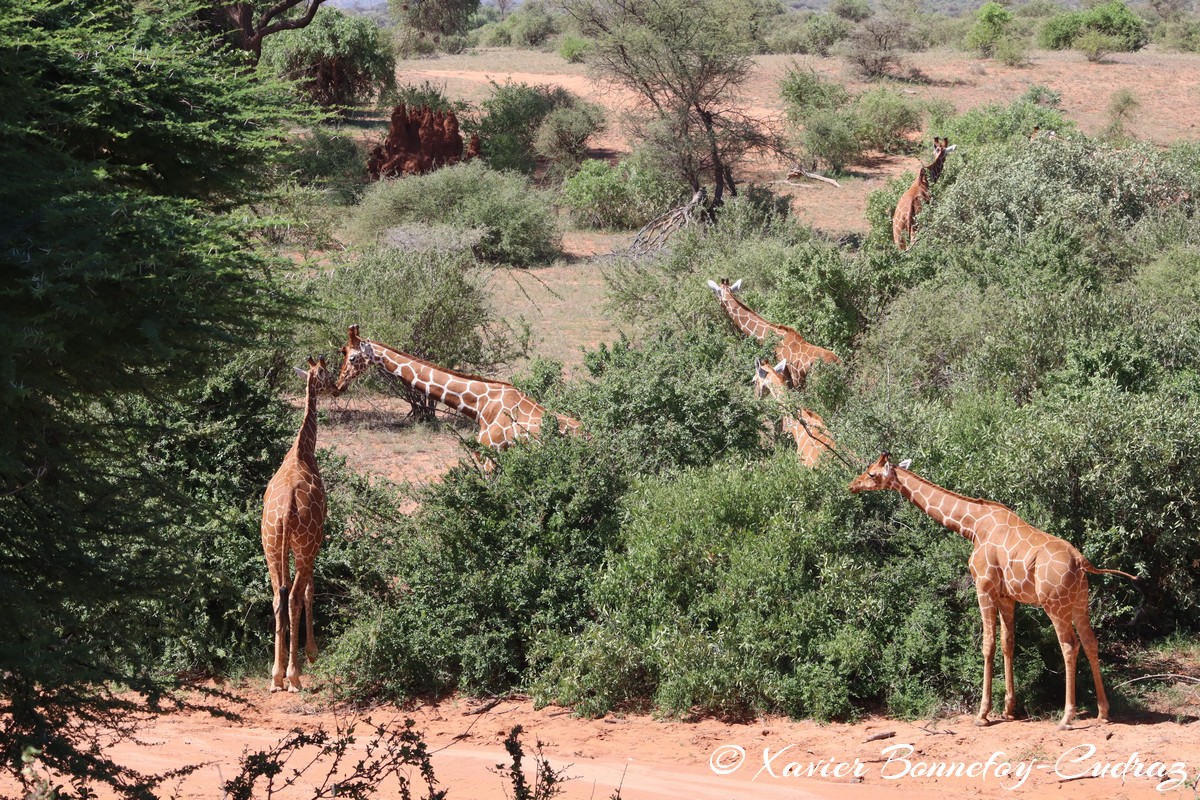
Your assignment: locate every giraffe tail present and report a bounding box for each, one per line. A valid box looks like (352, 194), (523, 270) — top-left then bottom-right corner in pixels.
(1083, 562), (1139, 582)
(277, 584), (290, 630)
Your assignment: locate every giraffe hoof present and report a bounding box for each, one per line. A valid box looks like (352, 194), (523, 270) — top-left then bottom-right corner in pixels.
(287, 684), (302, 694)
(1057, 723), (1072, 731)
(270, 684), (284, 693)
(973, 717), (991, 728)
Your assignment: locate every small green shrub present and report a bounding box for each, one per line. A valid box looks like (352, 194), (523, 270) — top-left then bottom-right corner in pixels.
(1157, 19), (1200, 52)
(967, 1), (1014, 56)
(801, 109), (864, 172)
(780, 65), (851, 124)
(853, 88), (922, 153)
(1038, 0), (1149, 51)
(533, 103), (606, 174)
(930, 86), (1072, 147)
(830, 0), (871, 22)
(282, 127), (368, 204)
(476, 20), (512, 46)
(472, 80), (577, 173)
(392, 80), (465, 114)
(352, 161), (561, 265)
(993, 34), (1029, 66)
(507, 0), (559, 46)
(560, 157), (683, 229)
(558, 33), (591, 61)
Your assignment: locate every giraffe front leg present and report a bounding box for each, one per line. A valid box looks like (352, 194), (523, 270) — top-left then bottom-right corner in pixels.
(998, 598), (1017, 720)
(975, 595), (998, 726)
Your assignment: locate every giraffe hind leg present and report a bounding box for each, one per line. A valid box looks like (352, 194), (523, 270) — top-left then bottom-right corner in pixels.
(271, 584), (289, 692)
(1075, 612), (1111, 723)
(303, 573), (318, 664)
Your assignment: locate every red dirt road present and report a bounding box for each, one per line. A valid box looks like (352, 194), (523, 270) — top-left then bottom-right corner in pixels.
(16, 685), (1198, 800)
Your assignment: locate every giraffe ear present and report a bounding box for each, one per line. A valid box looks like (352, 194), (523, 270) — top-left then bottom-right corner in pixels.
(294, 366), (308, 379)
(730, 278), (743, 292)
(944, 144), (957, 153)
(348, 324), (361, 345)
(898, 458), (913, 469)
(774, 359), (787, 373)
(307, 355), (317, 367)
(707, 279), (720, 292)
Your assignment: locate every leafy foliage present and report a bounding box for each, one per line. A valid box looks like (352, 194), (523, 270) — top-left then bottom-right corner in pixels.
(471, 80), (579, 173)
(351, 160), (561, 265)
(260, 6), (396, 107)
(532, 102), (607, 176)
(560, 157), (685, 229)
(967, 1), (1014, 56)
(1038, 1), (1149, 52)
(0, 0), (306, 793)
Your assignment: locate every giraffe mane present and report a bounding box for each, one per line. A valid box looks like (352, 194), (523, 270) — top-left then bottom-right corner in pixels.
(898, 467), (1012, 514)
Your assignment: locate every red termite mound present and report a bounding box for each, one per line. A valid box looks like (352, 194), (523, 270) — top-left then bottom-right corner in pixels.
(367, 104), (480, 180)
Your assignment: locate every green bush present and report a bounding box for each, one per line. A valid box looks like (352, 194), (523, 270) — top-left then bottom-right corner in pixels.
(319, 433), (627, 698)
(352, 160), (561, 265)
(1038, 12), (1083, 48)
(472, 80), (577, 173)
(283, 127), (368, 204)
(292, 247), (529, 375)
(508, 0), (559, 46)
(1158, 19), (1200, 52)
(853, 88), (922, 153)
(967, 1), (1014, 56)
(780, 65), (852, 124)
(764, 13), (851, 55)
(260, 7), (396, 107)
(532, 103), (607, 174)
(929, 86), (1072, 147)
(560, 156), (683, 229)
(1038, 1), (1149, 51)
(992, 34), (1029, 66)
(801, 109), (864, 172)
(558, 33), (591, 61)
(393, 80), (466, 114)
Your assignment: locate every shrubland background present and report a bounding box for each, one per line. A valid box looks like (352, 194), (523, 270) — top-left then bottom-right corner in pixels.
(4, 0), (1200, 795)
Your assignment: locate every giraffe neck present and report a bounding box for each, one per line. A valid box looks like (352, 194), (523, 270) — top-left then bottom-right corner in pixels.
(293, 373), (320, 467)
(892, 468), (979, 544)
(366, 341), (490, 421)
(719, 290), (779, 342)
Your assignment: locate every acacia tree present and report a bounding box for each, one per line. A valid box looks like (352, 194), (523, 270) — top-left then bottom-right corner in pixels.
(219, 0), (330, 62)
(560, 0), (780, 208)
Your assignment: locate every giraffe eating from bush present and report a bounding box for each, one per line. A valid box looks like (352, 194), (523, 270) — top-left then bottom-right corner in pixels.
(261, 356), (333, 693)
(848, 452), (1138, 729)
(707, 277), (842, 389)
(334, 324), (581, 457)
(892, 137), (956, 252)
(753, 358), (836, 467)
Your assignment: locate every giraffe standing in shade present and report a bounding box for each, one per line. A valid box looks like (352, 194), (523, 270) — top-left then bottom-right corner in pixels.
(707, 278), (842, 389)
(753, 359), (835, 468)
(334, 325), (581, 453)
(261, 356), (332, 693)
(848, 453), (1138, 729)
(892, 137), (956, 252)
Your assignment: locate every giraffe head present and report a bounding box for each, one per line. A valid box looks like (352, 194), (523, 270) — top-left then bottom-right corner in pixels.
(847, 452), (913, 493)
(706, 277), (743, 299)
(293, 355), (335, 394)
(926, 137), (956, 183)
(333, 324), (374, 396)
(753, 358), (789, 400)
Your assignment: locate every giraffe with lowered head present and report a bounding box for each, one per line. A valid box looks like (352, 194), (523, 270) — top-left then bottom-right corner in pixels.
(261, 356), (332, 692)
(707, 278), (842, 389)
(334, 325), (581, 454)
(848, 453), (1138, 729)
(753, 358), (836, 468)
(892, 137), (956, 252)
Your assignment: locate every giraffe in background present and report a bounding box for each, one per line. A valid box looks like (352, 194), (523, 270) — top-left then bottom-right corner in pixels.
(892, 137), (956, 251)
(707, 278), (842, 389)
(334, 325), (581, 455)
(261, 356), (332, 692)
(848, 452), (1138, 728)
(753, 359), (836, 467)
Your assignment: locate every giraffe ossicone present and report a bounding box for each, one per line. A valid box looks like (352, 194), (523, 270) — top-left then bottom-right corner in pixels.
(848, 452), (1137, 729)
